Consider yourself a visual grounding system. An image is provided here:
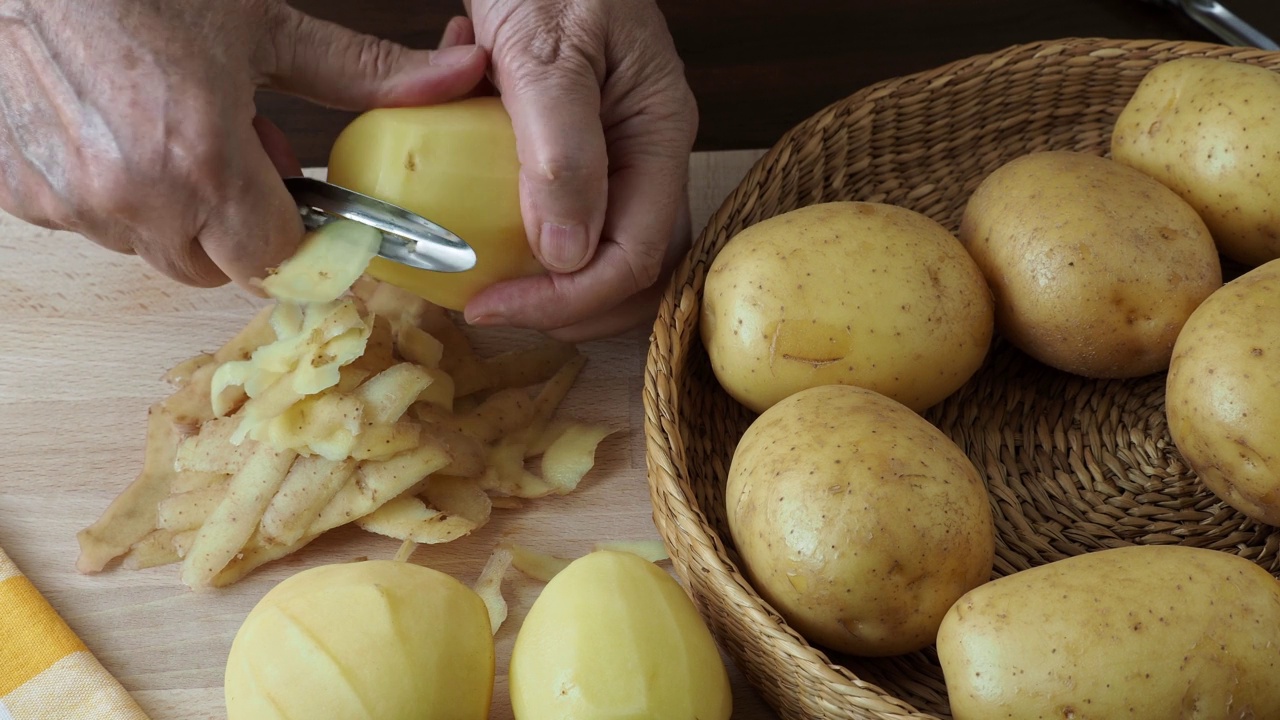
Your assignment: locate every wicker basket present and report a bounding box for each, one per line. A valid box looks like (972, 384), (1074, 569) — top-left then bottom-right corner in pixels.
(643, 38), (1280, 720)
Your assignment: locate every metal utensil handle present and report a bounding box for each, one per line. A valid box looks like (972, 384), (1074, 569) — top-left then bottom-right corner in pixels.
(1183, 0), (1280, 50)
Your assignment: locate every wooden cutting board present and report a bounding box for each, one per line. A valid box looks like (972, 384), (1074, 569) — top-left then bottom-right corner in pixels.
(0, 150), (775, 720)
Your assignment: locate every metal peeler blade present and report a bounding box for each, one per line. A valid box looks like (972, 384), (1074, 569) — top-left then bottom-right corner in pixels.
(284, 176), (477, 273)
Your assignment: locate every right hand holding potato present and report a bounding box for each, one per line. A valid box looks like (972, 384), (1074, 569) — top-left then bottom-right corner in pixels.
(0, 0), (487, 289)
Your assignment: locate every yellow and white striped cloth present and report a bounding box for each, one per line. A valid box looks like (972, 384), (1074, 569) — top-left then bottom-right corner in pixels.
(0, 548), (149, 720)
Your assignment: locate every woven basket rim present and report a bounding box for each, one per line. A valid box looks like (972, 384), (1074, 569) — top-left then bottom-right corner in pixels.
(643, 35), (1280, 720)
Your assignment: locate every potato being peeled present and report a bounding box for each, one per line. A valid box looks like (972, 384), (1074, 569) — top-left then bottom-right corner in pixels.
(959, 151), (1221, 378)
(1167, 258), (1280, 525)
(702, 202), (993, 414)
(224, 560), (494, 720)
(938, 546), (1280, 720)
(726, 384), (994, 656)
(327, 98), (545, 311)
(1112, 57), (1280, 266)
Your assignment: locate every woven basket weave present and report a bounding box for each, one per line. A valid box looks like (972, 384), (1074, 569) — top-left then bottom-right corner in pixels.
(643, 38), (1280, 720)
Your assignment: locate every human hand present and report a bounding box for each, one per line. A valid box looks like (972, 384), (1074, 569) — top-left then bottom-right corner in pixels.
(443, 1), (698, 341)
(0, 0), (487, 290)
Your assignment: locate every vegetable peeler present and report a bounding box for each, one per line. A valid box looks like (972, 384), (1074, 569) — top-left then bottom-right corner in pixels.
(284, 176), (477, 273)
(1139, 0), (1279, 50)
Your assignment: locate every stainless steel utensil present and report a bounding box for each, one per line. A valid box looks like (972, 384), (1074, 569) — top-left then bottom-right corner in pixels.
(284, 176), (477, 273)
(1139, 0), (1279, 50)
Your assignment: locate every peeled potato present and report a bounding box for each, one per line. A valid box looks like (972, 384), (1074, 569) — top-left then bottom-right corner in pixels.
(225, 561), (494, 720)
(327, 98), (544, 311)
(509, 551), (732, 720)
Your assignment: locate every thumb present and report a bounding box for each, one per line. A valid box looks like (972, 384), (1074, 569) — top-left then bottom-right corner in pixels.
(259, 7), (489, 110)
(500, 60), (608, 274)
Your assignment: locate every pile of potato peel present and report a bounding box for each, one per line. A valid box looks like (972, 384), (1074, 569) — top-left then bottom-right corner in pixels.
(75, 222), (616, 590)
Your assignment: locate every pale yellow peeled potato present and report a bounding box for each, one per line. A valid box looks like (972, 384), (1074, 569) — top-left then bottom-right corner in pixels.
(224, 560), (495, 720)
(327, 97), (545, 311)
(509, 550), (732, 720)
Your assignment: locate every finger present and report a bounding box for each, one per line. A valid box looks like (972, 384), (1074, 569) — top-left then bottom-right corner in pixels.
(464, 149), (687, 331)
(436, 16), (497, 98)
(438, 16), (475, 49)
(134, 233), (228, 288)
(501, 69), (609, 273)
(544, 283), (660, 343)
(252, 115), (302, 177)
(197, 126), (304, 289)
(261, 7), (489, 110)
(502, 193), (690, 341)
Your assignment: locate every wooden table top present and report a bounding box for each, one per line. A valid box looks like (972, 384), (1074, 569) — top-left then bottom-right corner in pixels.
(0, 149), (769, 720)
(262, 0), (1280, 165)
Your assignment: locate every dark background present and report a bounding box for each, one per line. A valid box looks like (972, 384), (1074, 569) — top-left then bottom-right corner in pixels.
(261, 0), (1280, 165)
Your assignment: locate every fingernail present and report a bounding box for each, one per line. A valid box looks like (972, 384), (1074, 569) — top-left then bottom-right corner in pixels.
(439, 16), (466, 48)
(539, 222), (588, 272)
(465, 311), (507, 327)
(433, 44), (480, 67)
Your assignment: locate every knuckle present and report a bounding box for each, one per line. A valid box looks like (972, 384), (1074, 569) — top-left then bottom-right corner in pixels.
(625, 243), (664, 291)
(263, 6), (307, 80)
(351, 36), (405, 84)
(651, 81), (700, 145)
(143, 238), (224, 288)
(498, 1), (604, 82)
(164, 105), (235, 192)
(522, 148), (602, 189)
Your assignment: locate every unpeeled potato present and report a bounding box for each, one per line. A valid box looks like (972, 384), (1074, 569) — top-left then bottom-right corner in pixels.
(1167, 258), (1280, 525)
(938, 546), (1280, 720)
(1112, 57), (1280, 267)
(702, 202), (993, 414)
(726, 384), (994, 657)
(959, 151), (1221, 378)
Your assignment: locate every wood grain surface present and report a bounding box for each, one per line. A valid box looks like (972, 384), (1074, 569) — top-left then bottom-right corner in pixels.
(259, 0), (1280, 164)
(0, 150), (767, 719)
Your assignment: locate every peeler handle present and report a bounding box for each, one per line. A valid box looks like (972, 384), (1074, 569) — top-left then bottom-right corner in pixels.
(1181, 0), (1280, 50)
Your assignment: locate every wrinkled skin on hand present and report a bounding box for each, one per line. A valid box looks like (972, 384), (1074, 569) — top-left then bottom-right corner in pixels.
(0, 0), (696, 342)
(0, 0), (487, 288)
(453, 0), (699, 341)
